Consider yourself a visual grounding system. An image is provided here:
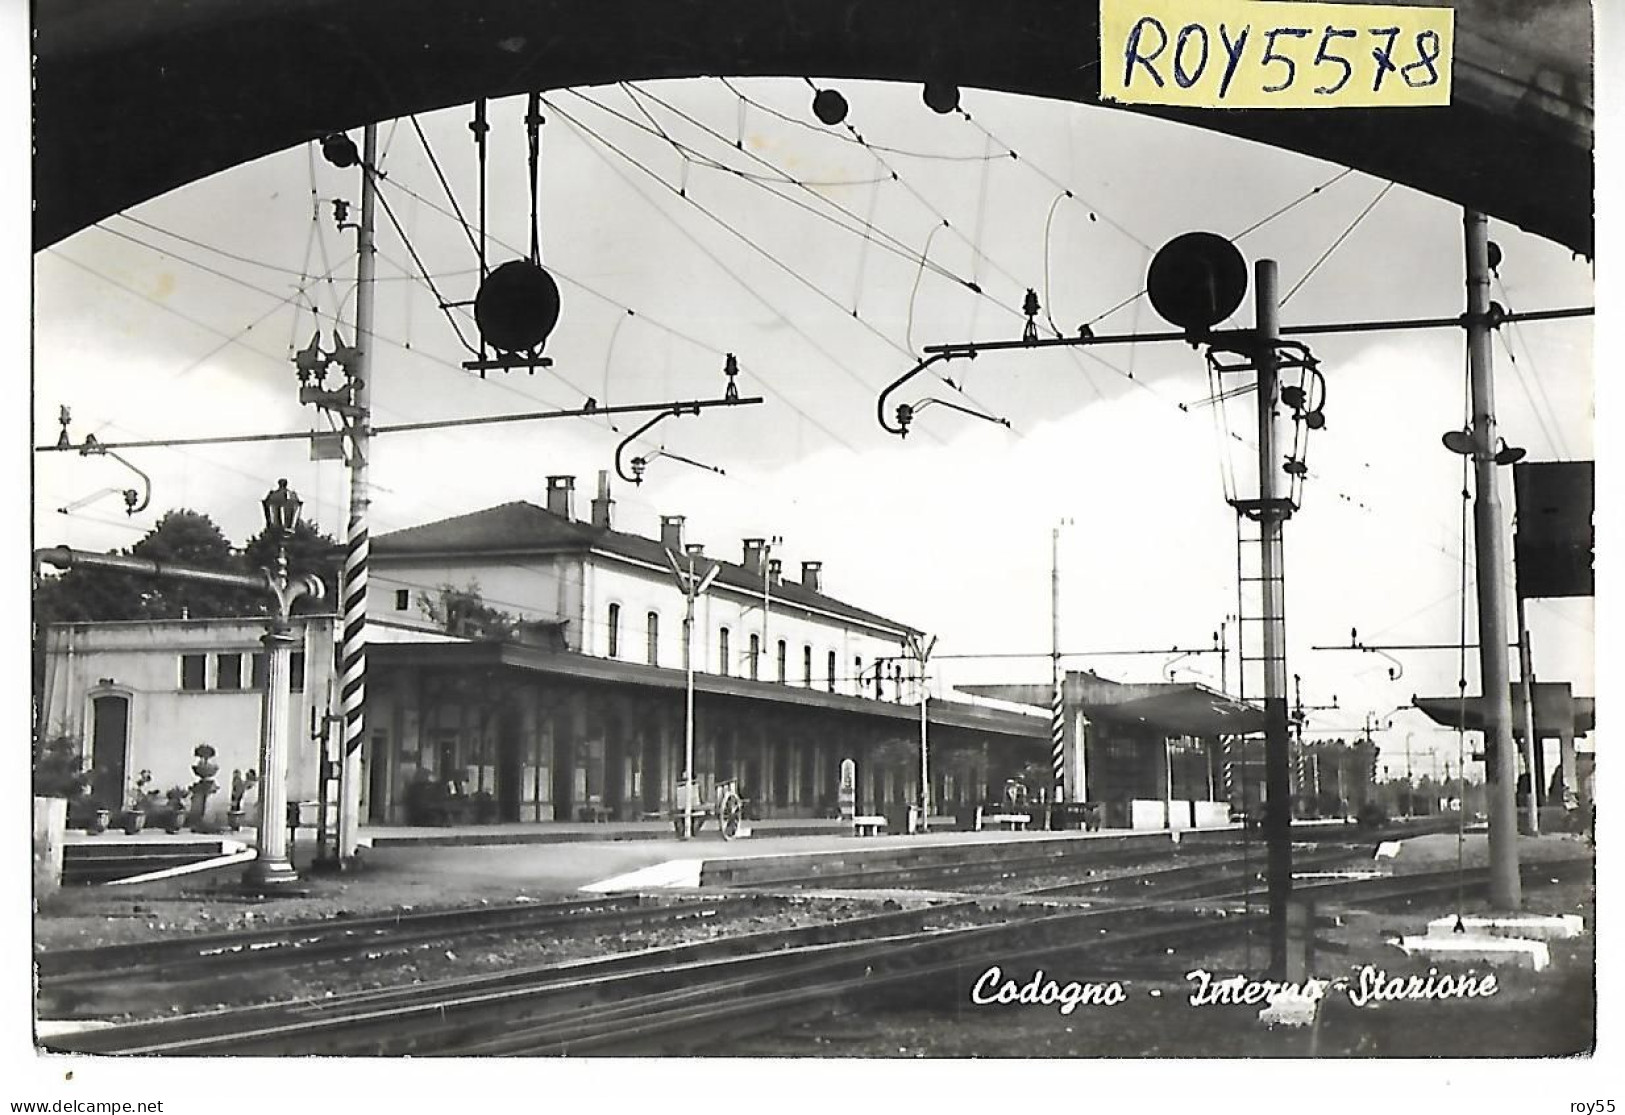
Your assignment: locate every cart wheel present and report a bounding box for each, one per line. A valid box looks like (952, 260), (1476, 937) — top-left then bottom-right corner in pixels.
(719, 795), (743, 841)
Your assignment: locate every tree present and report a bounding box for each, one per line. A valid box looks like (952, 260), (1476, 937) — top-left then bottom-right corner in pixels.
(418, 582), (519, 642)
(32, 508), (334, 713)
(242, 518), (342, 615)
(127, 509), (260, 619)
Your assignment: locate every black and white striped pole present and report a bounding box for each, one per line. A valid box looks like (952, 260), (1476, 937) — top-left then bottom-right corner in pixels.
(334, 123), (378, 867)
(1050, 521), (1069, 802)
(301, 124), (378, 867)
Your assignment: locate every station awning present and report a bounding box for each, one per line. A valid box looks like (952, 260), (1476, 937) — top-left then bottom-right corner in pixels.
(960, 673), (1264, 738)
(1100, 685), (1266, 738)
(373, 639), (1047, 739)
(1413, 683), (1594, 738)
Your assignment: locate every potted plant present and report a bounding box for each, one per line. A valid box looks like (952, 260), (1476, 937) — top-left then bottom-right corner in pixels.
(161, 786), (190, 833)
(228, 769), (258, 831)
(31, 732), (85, 896)
(81, 775), (112, 835)
(188, 744), (220, 831)
(123, 769), (153, 834)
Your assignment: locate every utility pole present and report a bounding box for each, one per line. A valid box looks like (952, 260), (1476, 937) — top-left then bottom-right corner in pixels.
(335, 123), (378, 867)
(666, 547), (719, 839)
(906, 632), (938, 832)
(761, 535), (781, 681)
(1051, 521), (1068, 803)
(1463, 210), (1521, 909)
(1516, 593), (1540, 833)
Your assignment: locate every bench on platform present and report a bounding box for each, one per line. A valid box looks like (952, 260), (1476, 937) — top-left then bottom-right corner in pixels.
(982, 812), (1032, 831)
(851, 815), (888, 836)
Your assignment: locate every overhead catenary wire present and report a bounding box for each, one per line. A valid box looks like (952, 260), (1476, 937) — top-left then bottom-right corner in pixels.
(364, 165), (483, 356)
(574, 87), (977, 295)
(409, 114), (482, 264)
(1492, 272), (1572, 460)
(543, 96), (969, 442)
(1280, 181), (1394, 306)
(718, 77), (1008, 164)
(371, 170), (864, 455)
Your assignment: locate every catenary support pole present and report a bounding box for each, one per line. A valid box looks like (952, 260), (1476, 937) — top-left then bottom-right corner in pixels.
(1464, 210), (1522, 909)
(1255, 259), (1295, 979)
(336, 123), (378, 866)
(1516, 593), (1539, 833)
(1051, 523), (1065, 802)
(684, 568), (696, 840)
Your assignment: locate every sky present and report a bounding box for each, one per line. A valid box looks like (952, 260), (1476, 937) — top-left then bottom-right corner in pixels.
(8, 11), (1623, 1102)
(28, 77), (1596, 783)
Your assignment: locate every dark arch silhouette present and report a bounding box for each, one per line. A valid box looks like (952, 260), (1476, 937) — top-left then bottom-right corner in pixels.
(33, 0), (1591, 254)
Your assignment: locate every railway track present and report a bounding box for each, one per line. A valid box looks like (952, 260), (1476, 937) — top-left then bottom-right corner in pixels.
(35, 891), (783, 1017)
(730, 816), (1455, 895)
(40, 840), (1357, 1014)
(44, 855), (1587, 1057)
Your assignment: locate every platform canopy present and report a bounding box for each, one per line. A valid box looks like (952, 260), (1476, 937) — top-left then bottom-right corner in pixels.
(33, 0), (1592, 252)
(1413, 683), (1594, 739)
(962, 672), (1264, 738)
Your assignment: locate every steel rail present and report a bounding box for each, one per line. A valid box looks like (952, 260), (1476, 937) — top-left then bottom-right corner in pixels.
(37, 893), (740, 985)
(463, 857), (1592, 1056)
(41, 845), (1586, 1056)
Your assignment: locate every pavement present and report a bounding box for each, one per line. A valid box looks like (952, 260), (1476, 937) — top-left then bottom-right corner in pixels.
(61, 818), (1220, 894)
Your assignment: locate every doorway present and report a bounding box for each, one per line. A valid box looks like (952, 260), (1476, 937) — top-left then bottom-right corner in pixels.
(90, 693), (128, 808)
(496, 709), (522, 822)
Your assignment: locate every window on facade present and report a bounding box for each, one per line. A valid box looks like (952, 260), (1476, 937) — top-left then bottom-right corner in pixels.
(290, 651), (306, 693)
(854, 656), (864, 697)
(394, 588), (410, 611)
(749, 634), (761, 680)
(827, 650), (837, 692)
(802, 645), (813, 687)
(646, 611), (660, 666)
(251, 653), (267, 689)
(776, 640), (788, 683)
(719, 627), (731, 675)
(180, 654), (206, 691)
(607, 603), (621, 658)
(216, 653), (244, 690)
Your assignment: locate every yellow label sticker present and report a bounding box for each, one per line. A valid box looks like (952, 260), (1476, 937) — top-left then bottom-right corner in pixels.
(1100, 0), (1453, 108)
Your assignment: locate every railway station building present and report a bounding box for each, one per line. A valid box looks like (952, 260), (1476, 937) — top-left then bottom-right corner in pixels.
(361, 474), (1048, 824)
(40, 474), (1050, 826)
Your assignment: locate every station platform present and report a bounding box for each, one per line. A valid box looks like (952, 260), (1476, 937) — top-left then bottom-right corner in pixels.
(59, 818), (1233, 892)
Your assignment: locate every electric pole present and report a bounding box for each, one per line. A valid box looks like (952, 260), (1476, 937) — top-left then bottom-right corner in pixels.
(1253, 259), (1294, 978)
(1051, 521), (1069, 803)
(907, 632), (938, 832)
(666, 547), (719, 839)
(1463, 210), (1521, 909)
(335, 123), (377, 868)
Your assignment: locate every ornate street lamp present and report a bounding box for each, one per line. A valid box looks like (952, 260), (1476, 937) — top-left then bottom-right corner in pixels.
(244, 478), (325, 891)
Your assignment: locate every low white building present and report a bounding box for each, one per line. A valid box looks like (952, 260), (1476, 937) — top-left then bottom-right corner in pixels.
(39, 616), (338, 824)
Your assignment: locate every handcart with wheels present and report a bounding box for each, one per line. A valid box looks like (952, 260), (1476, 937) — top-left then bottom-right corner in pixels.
(670, 777), (745, 839)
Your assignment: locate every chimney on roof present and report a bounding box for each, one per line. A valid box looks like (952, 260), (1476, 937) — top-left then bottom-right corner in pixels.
(743, 538), (766, 574)
(685, 543), (706, 558)
(590, 470), (614, 530)
(767, 558), (783, 586)
(546, 475), (575, 520)
(800, 561), (823, 593)
(660, 515), (686, 553)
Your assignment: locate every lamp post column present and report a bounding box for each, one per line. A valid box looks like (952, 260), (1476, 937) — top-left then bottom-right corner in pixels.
(244, 479), (324, 891)
(246, 615), (301, 889)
